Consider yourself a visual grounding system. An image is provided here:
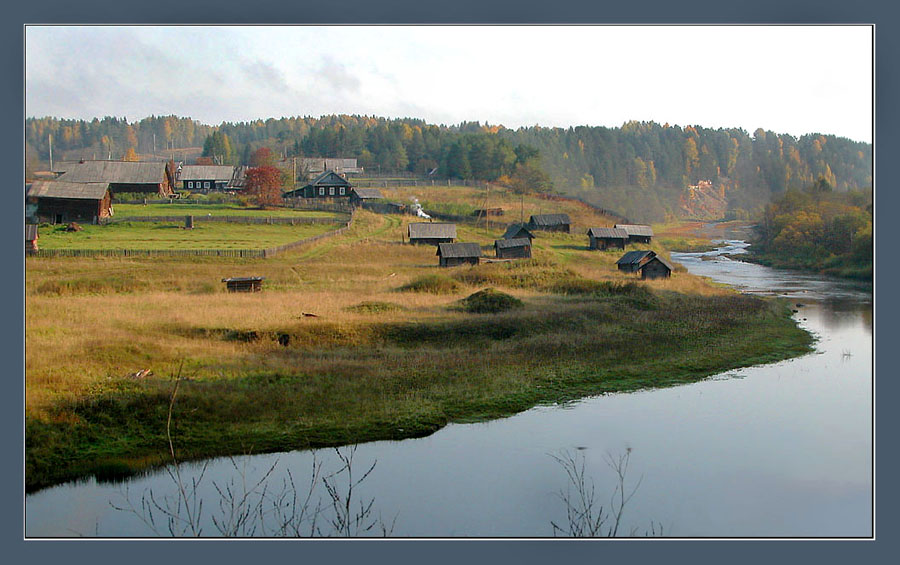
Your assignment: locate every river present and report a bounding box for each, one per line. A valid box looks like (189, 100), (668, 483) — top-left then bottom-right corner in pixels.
(25, 225), (873, 537)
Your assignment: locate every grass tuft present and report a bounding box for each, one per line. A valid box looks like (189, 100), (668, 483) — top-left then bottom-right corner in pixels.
(456, 288), (524, 314)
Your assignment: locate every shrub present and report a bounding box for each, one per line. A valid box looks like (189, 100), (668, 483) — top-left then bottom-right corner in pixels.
(457, 288), (524, 314)
(345, 301), (405, 314)
(397, 274), (462, 294)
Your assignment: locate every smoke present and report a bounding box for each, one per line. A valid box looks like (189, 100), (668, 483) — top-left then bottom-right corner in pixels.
(410, 197), (431, 219)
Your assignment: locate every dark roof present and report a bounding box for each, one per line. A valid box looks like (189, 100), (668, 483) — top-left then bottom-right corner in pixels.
(307, 170), (353, 188)
(494, 238), (531, 250)
(529, 213), (570, 227)
(408, 222), (457, 239)
(57, 161), (169, 184)
(26, 225), (38, 241)
(615, 224), (654, 237)
(26, 180), (110, 200)
(502, 223), (535, 240)
(616, 250), (656, 266)
(221, 277), (265, 282)
(179, 165), (236, 182)
(640, 255), (674, 271)
(437, 242), (482, 258)
(351, 188), (384, 200)
(587, 227), (629, 239)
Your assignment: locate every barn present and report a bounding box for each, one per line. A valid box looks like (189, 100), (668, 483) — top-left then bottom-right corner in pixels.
(528, 213), (570, 233)
(501, 223), (536, 242)
(349, 188), (385, 207)
(283, 170), (353, 199)
(178, 165), (238, 192)
(639, 256), (674, 280)
(587, 227), (629, 250)
(437, 242), (481, 267)
(494, 238), (532, 259)
(614, 224), (654, 244)
(616, 250), (656, 273)
(26, 180), (112, 224)
(55, 160), (175, 196)
(408, 222), (457, 245)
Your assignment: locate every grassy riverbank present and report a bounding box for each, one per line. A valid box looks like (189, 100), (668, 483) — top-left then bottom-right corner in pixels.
(25, 207), (813, 492)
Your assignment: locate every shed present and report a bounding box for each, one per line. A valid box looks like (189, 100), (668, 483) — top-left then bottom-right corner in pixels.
(283, 170), (353, 199)
(349, 188), (384, 206)
(528, 214), (570, 233)
(26, 180), (112, 224)
(437, 242), (481, 267)
(408, 222), (457, 245)
(616, 250), (656, 273)
(26, 224), (38, 252)
(494, 238), (532, 259)
(587, 227), (629, 250)
(56, 160), (175, 196)
(221, 276), (265, 292)
(179, 165), (236, 192)
(614, 224), (654, 244)
(639, 256), (674, 280)
(501, 223), (536, 242)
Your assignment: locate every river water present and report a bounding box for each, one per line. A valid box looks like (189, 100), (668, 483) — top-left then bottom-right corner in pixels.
(25, 226), (873, 537)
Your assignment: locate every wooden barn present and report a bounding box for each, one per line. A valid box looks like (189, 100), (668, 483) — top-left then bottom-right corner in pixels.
(639, 255), (674, 280)
(437, 242), (481, 267)
(614, 224), (654, 244)
(501, 223), (536, 242)
(587, 227), (629, 250)
(56, 160), (175, 196)
(178, 165), (237, 192)
(494, 238), (532, 259)
(26, 224), (38, 252)
(283, 170), (353, 199)
(221, 276), (265, 292)
(616, 250), (657, 273)
(26, 180), (112, 224)
(349, 188), (385, 207)
(408, 222), (457, 245)
(528, 213), (570, 233)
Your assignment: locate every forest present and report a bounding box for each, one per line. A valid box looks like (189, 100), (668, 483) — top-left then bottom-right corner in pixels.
(26, 114), (871, 223)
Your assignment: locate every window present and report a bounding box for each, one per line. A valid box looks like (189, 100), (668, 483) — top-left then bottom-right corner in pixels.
(339, 187), (345, 195)
(204, 182), (210, 189)
(329, 187), (335, 195)
(187, 181), (193, 188)
(319, 187), (325, 196)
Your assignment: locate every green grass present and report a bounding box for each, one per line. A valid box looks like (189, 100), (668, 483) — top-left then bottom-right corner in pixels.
(113, 203), (347, 220)
(397, 273), (463, 294)
(455, 288), (524, 313)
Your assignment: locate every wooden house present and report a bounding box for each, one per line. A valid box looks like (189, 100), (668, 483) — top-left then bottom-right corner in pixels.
(408, 222), (457, 245)
(494, 238), (532, 259)
(501, 223), (535, 242)
(26, 180), (112, 224)
(178, 165), (237, 192)
(528, 213), (570, 233)
(639, 256), (674, 280)
(587, 227), (629, 250)
(283, 170), (353, 199)
(56, 160), (175, 196)
(349, 188), (385, 207)
(26, 224), (38, 252)
(616, 250), (656, 273)
(437, 242), (481, 267)
(614, 224), (654, 244)
(221, 276), (264, 292)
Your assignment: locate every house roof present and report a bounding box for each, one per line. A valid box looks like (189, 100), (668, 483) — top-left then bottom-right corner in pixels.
(57, 161), (168, 184)
(529, 213), (570, 226)
(307, 170), (353, 188)
(587, 227), (629, 239)
(494, 238), (531, 250)
(640, 255), (674, 271)
(26, 180), (111, 200)
(351, 188), (384, 200)
(408, 222), (457, 239)
(502, 223), (535, 240)
(615, 224), (654, 237)
(179, 165), (235, 182)
(437, 242), (482, 258)
(221, 276), (265, 282)
(26, 225), (38, 241)
(616, 250), (656, 266)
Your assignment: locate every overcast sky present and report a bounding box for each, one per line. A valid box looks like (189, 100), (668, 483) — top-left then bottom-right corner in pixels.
(25, 25), (873, 143)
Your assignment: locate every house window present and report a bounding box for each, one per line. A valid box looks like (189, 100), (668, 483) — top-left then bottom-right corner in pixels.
(204, 182), (210, 189)
(319, 187), (325, 196)
(187, 181), (193, 188)
(339, 187), (345, 195)
(329, 187), (335, 195)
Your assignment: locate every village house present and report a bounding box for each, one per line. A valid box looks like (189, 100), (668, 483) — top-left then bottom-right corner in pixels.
(501, 223), (536, 242)
(26, 180), (112, 224)
(639, 255), (674, 280)
(528, 213), (570, 233)
(494, 238), (532, 259)
(282, 170), (354, 199)
(349, 188), (385, 207)
(614, 224), (654, 244)
(616, 250), (657, 273)
(178, 165), (239, 192)
(55, 160), (175, 197)
(587, 227), (629, 250)
(26, 224), (38, 252)
(408, 222), (457, 245)
(437, 242), (481, 267)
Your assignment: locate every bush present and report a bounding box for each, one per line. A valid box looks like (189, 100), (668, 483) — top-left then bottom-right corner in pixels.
(457, 288), (524, 314)
(345, 301), (405, 314)
(397, 274), (462, 294)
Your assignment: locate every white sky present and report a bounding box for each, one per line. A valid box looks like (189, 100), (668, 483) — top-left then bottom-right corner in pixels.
(25, 25), (873, 143)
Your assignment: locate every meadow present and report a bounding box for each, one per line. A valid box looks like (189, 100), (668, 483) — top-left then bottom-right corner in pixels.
(112, 202), (347, 219)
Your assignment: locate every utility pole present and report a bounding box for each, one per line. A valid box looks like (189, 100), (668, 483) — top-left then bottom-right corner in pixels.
(48, 134), (53, 171)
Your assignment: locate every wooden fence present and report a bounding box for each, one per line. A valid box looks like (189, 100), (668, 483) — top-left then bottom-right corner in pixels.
(100, 215), (346, 226)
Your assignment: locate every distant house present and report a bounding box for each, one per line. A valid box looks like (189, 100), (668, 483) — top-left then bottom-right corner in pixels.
(349, 188), (385, 206)
(408, 222), (457, 245)
(501, 223), (536, 242)
(614, 224), (654, 244)
(587, 227), (629, 250)
(494, 238), (532, 259)
(528, 213), (570, 233)
(437, 242), (481, 267)
(26, 224), (38, 252)
(221, 276), (265, 292)
(56, 160), (175, 196)
(26, 180), (112, 224)
(282, 170), (354, 199)
(616, 250), (656, 273)
(639, 255), (673, 280)
(178, 165), (238, 192)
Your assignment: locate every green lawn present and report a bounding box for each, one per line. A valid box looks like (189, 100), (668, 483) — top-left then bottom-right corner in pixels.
(37, 221), (338, 250)
(113, 203), (347, 220)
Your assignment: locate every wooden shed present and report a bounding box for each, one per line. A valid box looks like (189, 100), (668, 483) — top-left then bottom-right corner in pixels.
(587, 227), (629, 250)
(494, 238), (532, 259)
(616, 250), (656, 273)
(283, 170), (353, 199)
(221, 276), (265, 292)
(26, 180), (112, 224)
(349, 188), (385, 207)
(528, 213), (570, 233)
(639, 256), (674, 280)
(501, 223), (536, 242)
(408, 222), (457, 245)
(614, 224), (654, 244)
(56, 160), (175, 196)
(26, 224), (38, 252)
(437, 242), (481, 267)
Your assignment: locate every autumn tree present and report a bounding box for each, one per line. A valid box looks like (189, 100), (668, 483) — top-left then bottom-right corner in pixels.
(250, 146), (276, 168)
(123, 147), (139, 162)
(243, 166), (283, 207)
